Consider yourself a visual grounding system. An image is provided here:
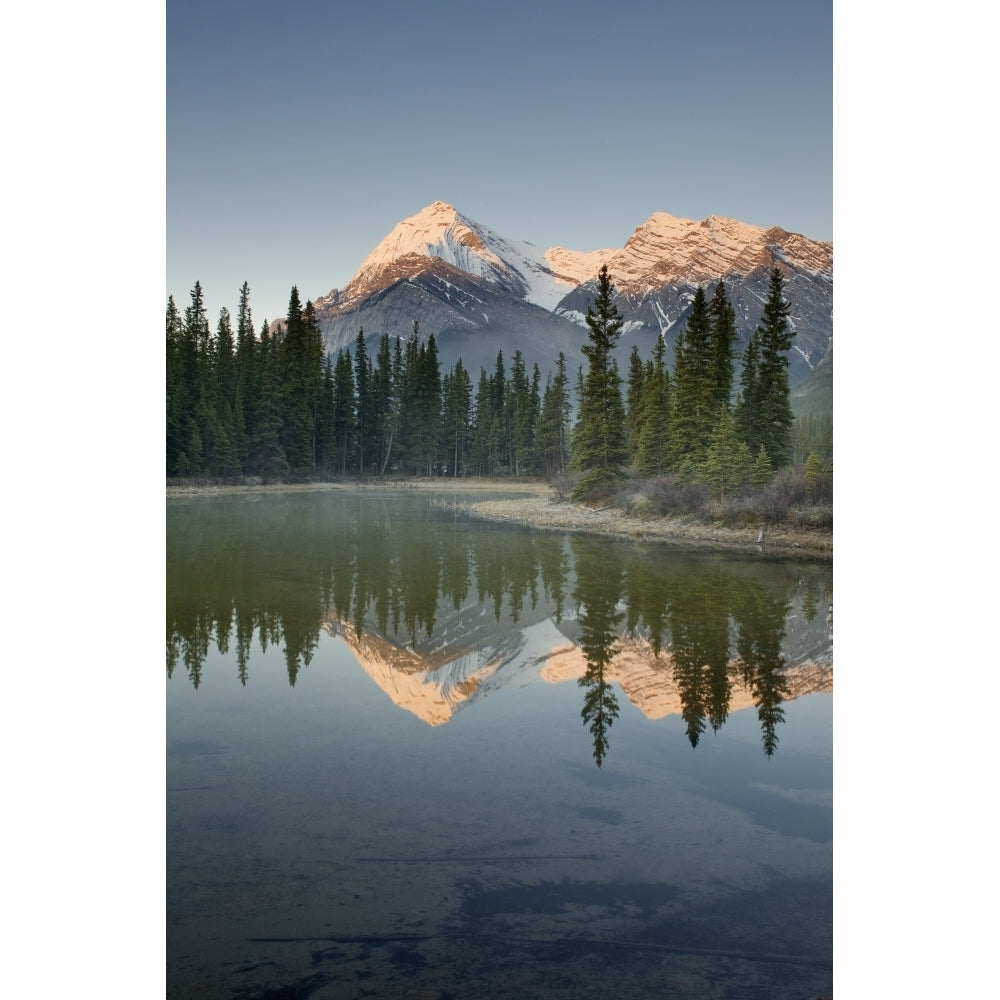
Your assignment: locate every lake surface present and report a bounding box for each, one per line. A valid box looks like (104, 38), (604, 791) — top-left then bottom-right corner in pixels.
(166, 488), (833, 999)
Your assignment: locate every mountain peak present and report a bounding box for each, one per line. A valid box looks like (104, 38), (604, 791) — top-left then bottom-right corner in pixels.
(424, 199), (457, 215)
(337, 201), (507, 306)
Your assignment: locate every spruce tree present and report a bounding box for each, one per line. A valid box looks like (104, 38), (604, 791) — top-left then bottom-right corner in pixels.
(635, 334), (672, 477)
(166, 295), (186, 475)
(277, 287), (324, 471)
(373, 332), (396, 476)
(332, 348), (355, 475)
(699, 405), (751, 499)
(735, 328), (761, 454)
(625, 344), (646, 465)
(416, 333), (442, 476)
(708, 282), (738, 413)
(571, 265), (627, 498)
(209, 307), (240, 476)
(442, 358), (472, 477)
(490, 351), (508, 474)
(235, 281), (257, 459)
(749, 443), (773, 488)
(754, 267), (796, 468)
(471, 367), (493, 476)
(670, 285), (714, 472)
(315, 353), (336, 472)
(248, 321), (289, 480)
(804, 451), (823, 498)
(508, 349), (533, 476)
(535, 353), (571, 478)
(180, 282), (211, 475)
(353, 329), (371, 475)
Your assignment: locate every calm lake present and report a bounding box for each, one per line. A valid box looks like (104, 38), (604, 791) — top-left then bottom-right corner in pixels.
(166, 488), (833, 1000)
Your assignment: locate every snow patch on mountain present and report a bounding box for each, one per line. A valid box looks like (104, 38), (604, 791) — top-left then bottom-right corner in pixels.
(338, 201), (619, 313)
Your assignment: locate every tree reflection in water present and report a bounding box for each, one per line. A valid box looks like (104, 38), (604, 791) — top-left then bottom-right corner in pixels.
(570, 537), (623, 767)
(167, 493), (830, 762)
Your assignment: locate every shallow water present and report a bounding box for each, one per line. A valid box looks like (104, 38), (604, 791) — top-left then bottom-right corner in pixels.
(167, 490), (832, 999)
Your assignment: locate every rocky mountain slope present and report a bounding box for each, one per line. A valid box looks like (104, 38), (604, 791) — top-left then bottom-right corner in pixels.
(310, 201), (832, 388)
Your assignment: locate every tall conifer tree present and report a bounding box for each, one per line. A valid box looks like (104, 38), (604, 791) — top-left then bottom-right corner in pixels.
(755, 267), (796, 468)
(635, 334), (672, 476)
(670, 285), (714, 473)
(625, 344), (646, 465)
(708, 282), (738, 413)
(534, 352), (572, 478)
(571, 265), (627, 497)
(735, 328), (762, 456)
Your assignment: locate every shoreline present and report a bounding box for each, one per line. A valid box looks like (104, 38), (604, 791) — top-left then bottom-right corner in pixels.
(166, 478), (832, 560)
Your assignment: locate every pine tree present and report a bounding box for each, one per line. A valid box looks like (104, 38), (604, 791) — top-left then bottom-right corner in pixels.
(734, 328), (762, 457)
(750, 443), (773, 488)
(508, 349), (534, 476)
(235, 281), (257, 464)
(471, 366), (493, 476)
(670, 285), (714, 472)
(635, 334), (672, 477)
(490, 351), (508, 474)
(625, 344), (646, 464)
(248, 321), (289, 479)
(415, 333), (442, 476)
(755, 268), (796, 468)
(208, 307), (240, 476)
(166, 295), (187, 475)
(699, 405), (751, 499)
(442, 359), (472, 477)
(353, 329), (371, 475)
(183, 280), (211, 357)
(181, 281), (212, 475)
(276, 287), (324, 471)
(535, 353), (571, 478)
(332, 348), (355, 475)
(528, 363), (542, 472)
(804, 451), (823, 499)
(315, 353), (336, 472)
(571, 265), (627, 498)
(708, 282), (738, 413)
(372, 332), (396, 476)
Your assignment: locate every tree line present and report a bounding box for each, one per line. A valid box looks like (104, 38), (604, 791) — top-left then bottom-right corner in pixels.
(166, 266), (811, 494)
(569, 264), (800, 500)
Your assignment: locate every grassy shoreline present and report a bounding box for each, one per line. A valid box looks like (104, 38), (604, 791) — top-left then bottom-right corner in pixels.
(166, 477), (832, 560)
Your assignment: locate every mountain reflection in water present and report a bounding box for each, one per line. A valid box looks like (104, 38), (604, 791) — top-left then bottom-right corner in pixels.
(167, 490), (832, 765)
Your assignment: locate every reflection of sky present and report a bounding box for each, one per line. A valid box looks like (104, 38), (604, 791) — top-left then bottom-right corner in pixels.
(167, 0), (832, 324)
(168, 628), (831, 852)
(168, 630), (831, 993)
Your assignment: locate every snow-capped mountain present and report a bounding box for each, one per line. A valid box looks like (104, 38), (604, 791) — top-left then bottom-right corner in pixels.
(310, 201), (832, 389)
(323, 200), (604, 313)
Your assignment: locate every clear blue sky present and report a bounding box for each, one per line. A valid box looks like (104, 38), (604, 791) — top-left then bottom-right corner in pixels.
(167, 0), (832, 326)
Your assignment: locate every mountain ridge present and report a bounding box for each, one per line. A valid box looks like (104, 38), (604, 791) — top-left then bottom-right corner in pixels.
(307, 201), (832, 390)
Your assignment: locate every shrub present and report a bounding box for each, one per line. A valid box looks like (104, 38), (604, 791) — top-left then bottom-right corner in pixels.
(549, 471), (579, 502)
(754, 466), (808, 523)
(717, 495), (766, 527)
(645, 474), (711, 518)
(615, 485), (647, 516)
(571, 467), (627, 504)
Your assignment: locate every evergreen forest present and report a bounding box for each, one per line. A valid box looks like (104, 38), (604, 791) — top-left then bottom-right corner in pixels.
(166, 268), (831, 510)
